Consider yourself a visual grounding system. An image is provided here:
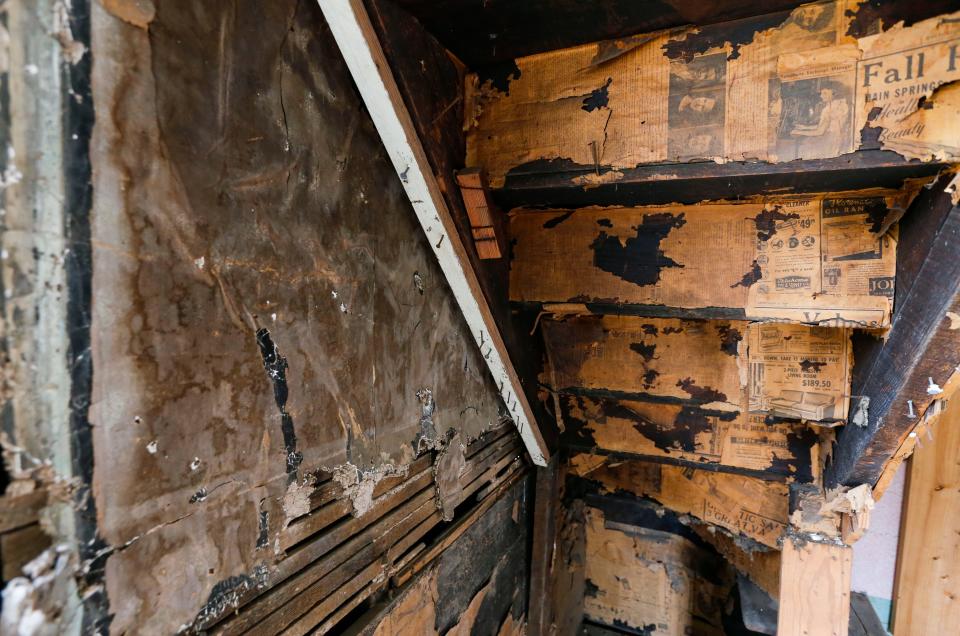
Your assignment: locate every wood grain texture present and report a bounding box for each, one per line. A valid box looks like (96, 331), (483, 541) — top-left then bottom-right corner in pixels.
(777, 536), (852, 636)
(892, 402), (960, 635)
(571, 456), (789, 548)
(510, 189), (911, 326)
(827, 179), (960, 488)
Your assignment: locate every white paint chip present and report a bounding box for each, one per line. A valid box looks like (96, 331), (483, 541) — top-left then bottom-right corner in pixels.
(195, 256), (205, 269)
(146, 441), (158, 454)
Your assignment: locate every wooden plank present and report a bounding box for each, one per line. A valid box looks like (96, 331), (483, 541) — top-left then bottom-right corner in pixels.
(456, 169), (504, 259)
(391, 466), (528, 587)
(545, 316), (853, 424)
(892, 401), (960, 634)
(494, 152), (944, 211)
(561, 393), (818, 480)
(543, 316), (744, 412)
(776, 536), (852, 636)
(0, 523), (51, 581)
(571, 456), (789, 548)
(527, 456), (561, 636)
(582, 503), (731, 634)
(317, 0), (549, 465)
(465, 2), (960, 186)
(510, 189), (912, 327)
(0, 489), (47, 534)
(826, 177), (960, 488)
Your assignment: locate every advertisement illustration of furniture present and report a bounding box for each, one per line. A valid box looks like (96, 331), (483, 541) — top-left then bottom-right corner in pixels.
(767, 390), (836, 420)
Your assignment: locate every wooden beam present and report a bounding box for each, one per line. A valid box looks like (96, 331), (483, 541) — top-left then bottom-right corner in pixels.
(456, 169), (504, 259)
(527, 455), (561, 636)
(495, 152), (944, 210)
(826, 173), (960, 487)
(316, 0), (548, 465)
(777, 535), (852, 636)
(892, 401), (960, 633)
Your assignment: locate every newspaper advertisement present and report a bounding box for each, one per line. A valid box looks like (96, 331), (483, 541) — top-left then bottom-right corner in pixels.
(746, 193), (901, 327)
(746, 323), (851, 422)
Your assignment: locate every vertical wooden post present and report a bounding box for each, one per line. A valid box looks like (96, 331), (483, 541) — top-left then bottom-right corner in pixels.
(777, 535), (853, 636)
(527, 455), (560, 635)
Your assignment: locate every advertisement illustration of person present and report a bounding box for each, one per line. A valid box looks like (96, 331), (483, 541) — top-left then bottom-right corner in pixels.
(789, 84), (849, 157)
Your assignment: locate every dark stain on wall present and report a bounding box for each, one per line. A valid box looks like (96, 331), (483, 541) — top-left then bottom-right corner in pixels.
(661, 10), (793, 62)
(715, 324), (742, 357)
(629, 342), (657, 362)
(676, 378), (727, 405)
(752, 207), (801, 241)
(582, 78), (613, 112)
(256, 328), (302, 480)
(477, 58), (522, 94)
(591, 213), (687, 286)
(730, 260), (763, 289)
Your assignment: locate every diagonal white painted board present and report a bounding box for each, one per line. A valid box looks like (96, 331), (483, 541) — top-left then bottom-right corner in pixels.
(317, 0), (548, 465)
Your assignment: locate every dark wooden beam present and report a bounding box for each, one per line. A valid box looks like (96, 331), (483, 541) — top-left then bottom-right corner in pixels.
(527, 456), (561, 636)
(391, 0), (813, 66)
(826, 172), (960, 488)
(493, 152), (944, 210)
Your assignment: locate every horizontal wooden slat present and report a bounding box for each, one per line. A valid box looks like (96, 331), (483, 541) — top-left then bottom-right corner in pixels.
(560, 393), (817, 481)
(510, 190), (910, 327)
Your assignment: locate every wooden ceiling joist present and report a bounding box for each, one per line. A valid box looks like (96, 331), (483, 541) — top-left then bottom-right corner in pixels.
(316, 0), (549, 465)
(827, 172), (960, 488)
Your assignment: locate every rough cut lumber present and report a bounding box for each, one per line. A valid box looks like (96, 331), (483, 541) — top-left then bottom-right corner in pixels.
(777, 536), (852, 636)
(455, 169), (504, 259)
(318, 0), (549, 465)
(827, 175), (960, 488)
(892, 402), (960, 634)
(527, 456), (560, 635)
(510, 189), (913, 327)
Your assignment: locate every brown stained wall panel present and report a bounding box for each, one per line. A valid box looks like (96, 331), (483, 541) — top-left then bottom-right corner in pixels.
(88, 1), (512, 632)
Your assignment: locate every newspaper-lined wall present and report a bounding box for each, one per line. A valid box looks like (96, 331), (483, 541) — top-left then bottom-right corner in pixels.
(467, 0), (960, 183)
(746, 323), (852, 422)
(511, 189), (912, 326)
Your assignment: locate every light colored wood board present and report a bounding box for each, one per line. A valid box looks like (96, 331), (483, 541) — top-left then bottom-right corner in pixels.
(777, 536), (852, 636)
(510, 190), (911, 327)
(892, 401), (960, 635)
(317, 0), (548, 465)
(543, 316), (744, 411)
(575, 456), (789, 548)
(465, 1), (960, 183)
(561, 394), (816, 478)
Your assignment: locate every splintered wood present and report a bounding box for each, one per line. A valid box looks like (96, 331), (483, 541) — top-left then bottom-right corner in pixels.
(513, 189), (914, 326)
(466, 0), (960, 183)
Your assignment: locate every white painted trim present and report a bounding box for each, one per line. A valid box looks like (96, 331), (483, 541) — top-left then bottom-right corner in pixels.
(317, 0), (548, 465)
